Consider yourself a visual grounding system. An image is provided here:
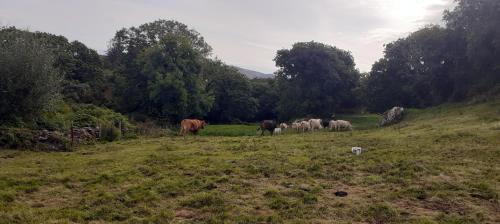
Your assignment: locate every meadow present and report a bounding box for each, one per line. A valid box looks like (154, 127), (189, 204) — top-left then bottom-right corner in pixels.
(200, 114), (380, 137)
(0, 102), (499, 223)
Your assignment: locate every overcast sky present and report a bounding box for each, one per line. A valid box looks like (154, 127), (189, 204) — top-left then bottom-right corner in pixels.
(0, 0), (454, 73)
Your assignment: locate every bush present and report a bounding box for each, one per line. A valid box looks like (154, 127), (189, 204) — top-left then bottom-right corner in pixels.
(0, 128), (70, 151)
(100, 124), (121, 142)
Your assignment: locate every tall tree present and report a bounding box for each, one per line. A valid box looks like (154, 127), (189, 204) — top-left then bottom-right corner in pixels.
(274, 41), (360, 120)
(444, 0), (500, 97)
(0, 29), (61, 126)
(106, 20), (214, 119)
(135, 34), (213, 123)
(250, 78), (279, 121)
(364, 26), (456, 112)
(0, 27), (106, 105)
(202, 60), (257, 123)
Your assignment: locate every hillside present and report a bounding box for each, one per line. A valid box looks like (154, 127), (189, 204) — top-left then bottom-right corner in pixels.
(234, 66), (274, 79)
(0, 101), (499, 223)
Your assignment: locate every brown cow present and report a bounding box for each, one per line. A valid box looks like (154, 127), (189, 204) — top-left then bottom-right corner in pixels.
(179, 119), (206, 135)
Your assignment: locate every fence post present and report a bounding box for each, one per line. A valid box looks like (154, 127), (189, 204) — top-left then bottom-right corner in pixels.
(70, 121), (74, 148)
(119, 120), (122, 140)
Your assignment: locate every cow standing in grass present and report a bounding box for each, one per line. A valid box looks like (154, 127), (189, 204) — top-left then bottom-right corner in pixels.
(280, 123), (288, 129)
(300, 120), (311, 132)
(258, 120), (277, 136)
(309, 119), (323, 131)
(291, 122), (301, 132)
(329, 120), (352, 131)
(179, 119), (206, 135)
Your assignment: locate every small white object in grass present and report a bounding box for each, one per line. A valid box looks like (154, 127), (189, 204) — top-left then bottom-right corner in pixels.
(351, 147), (362, 155)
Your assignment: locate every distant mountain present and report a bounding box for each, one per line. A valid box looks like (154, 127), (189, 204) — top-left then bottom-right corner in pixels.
(234, 66), (274, 79)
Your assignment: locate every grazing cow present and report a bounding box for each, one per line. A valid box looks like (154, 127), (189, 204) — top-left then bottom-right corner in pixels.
(328, 120), (339, 131)
(330, 120), (352, 131)
(279, 123), (288, 129)
(309, 119), (323, 131)
(274, 127), (282, 135)
(258, 120), (277, 136)
(300, 120), (311, 132)
(179, 119), (206, 135)
(291, 122), (301, 132)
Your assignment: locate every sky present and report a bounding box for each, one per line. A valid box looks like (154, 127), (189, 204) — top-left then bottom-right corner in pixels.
(0, 0), (455, 73)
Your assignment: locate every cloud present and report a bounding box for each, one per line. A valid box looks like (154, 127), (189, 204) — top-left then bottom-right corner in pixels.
(0, 0), (455, 73)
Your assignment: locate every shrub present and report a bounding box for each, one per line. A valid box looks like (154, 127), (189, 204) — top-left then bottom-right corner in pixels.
(100, 124), (121, 142)
(0, 128), (70, 151)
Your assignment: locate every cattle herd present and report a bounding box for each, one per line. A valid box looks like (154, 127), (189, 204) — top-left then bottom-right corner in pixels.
(258, 118), (352, 136)
(179, 118), (353, 136)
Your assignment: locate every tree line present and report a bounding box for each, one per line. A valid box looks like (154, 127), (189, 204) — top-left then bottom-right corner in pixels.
(1, 0), (498, 129)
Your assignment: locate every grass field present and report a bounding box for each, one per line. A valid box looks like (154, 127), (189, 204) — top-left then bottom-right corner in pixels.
(0, 102), (499, 223)
(200, 114), (380, 136)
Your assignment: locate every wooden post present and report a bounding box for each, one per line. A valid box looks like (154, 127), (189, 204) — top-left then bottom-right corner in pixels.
(70, 122), (74, 148)
(118, 120), (122, 140)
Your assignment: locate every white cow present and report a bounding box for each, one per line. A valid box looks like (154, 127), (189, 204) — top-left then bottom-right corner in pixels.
(309, 119), (323, 131)
(300, 120), (311, 132)
(279, 123), (288, 129)
(329, 120), (352, 131)
(291, 122), (301, 131)
(273, 127), (282, 135)
(329, 120), (339, 131)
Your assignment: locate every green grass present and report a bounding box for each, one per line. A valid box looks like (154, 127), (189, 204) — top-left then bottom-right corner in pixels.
(199, 124), (259, 136)
(0, 101), (499, 223)
(199, 114), (380, 137)
(336, 114), (380, 130)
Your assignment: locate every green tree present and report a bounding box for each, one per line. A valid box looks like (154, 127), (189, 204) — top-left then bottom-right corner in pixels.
(106, 20), (214, 119)
(0, 27), (106, 105)
(444, 0), (500, 97)
(136, 34), (213, 123)
(202, 60), (257, 123)
(364, 26), (455, 112)
(274, 41), (360, 120)
(250, 78), (278, 121)
(0, 29), (61, 126)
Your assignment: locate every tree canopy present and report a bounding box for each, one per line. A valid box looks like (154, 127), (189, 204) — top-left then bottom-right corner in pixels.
(0, 30), (61, 125)
(364, 0), (500, 112)
(274, 41), (360, 120)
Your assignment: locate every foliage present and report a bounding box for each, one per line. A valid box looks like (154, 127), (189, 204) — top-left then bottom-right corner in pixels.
(137, 34), (213, 123)
(105, 20), (213, 123)
(100, 123), (121, 142)
(365, 0), (500, 112)
(203, 60), (258, 123)
(0, 128), (70, 151)
(0, 27), (107, 105)
(364, 26), (456, 112)
(444, 0), (500, 96)
(274, 41), (361, 120)
(0, 29), (61, 126)
(70, 104), (133, 130)
(250, 78), (279, 121)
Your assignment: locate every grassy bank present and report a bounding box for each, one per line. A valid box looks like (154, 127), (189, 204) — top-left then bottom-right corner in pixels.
(0, 101), (499, 223)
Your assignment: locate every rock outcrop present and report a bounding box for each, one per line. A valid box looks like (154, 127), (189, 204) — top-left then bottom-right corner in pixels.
(379, 107), (405, 126)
